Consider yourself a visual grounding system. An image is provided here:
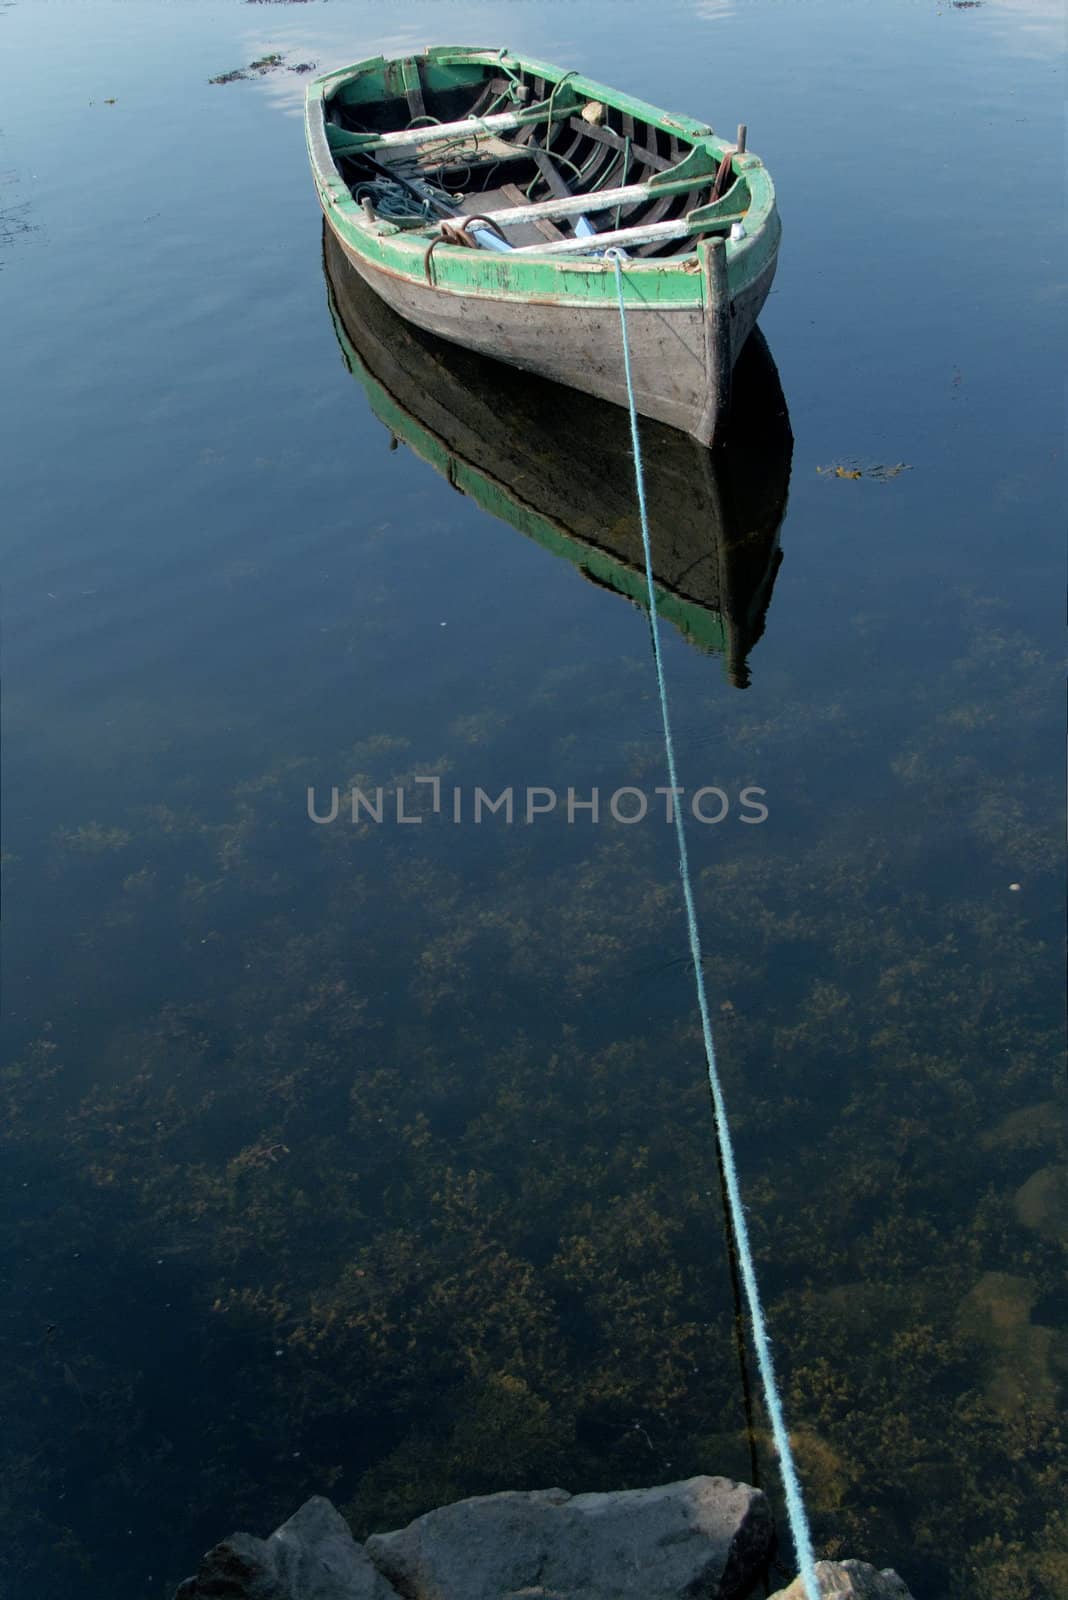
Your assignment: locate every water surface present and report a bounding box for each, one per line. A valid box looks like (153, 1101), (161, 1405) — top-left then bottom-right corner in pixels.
(1, 1), (1064, 1596)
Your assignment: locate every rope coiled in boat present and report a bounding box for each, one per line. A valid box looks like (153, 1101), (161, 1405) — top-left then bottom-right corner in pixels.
(352, 175), (456, 224)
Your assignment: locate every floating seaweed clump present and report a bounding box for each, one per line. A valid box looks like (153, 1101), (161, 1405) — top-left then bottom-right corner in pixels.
(209, 54), (316, 84)
(0, 174), (36, 266)
(816, 461), (912, 481)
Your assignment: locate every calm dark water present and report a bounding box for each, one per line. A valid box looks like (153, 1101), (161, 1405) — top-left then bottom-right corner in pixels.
(2, 2), (1064, 1597)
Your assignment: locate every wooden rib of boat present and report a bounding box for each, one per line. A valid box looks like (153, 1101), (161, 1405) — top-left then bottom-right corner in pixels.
(323, 226), (792, 685)
(306, 47), (782, 443)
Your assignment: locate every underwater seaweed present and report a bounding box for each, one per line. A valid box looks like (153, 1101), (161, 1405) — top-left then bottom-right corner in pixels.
(1, 591), (1063, 1599)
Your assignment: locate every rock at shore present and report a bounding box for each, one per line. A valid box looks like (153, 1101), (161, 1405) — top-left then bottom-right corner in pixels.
(364, 1475), (771, 1600)
(173, 1495), (399, 1599)
(174, 1476), (770, 1600)
(768, 1559), (915, 1598)
(173, 1485), (916, 1600)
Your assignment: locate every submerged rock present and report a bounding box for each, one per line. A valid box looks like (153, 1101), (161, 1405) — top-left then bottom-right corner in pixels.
(364, 1475), (771, 1600)
(174, 1495), (400, 1599)
(956, 1269), (1059, 1419)
(1013, 1163), (1068, 1243)
(980, 1099), (1066, 1154)
(768, 1560), (915, 1598)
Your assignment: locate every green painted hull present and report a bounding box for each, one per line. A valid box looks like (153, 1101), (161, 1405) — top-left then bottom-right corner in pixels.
(306, 47), (782, 440)
(323, 227), (791, 684)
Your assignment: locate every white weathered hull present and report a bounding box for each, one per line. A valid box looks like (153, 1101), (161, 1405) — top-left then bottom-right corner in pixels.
(330, 232), (778, 441)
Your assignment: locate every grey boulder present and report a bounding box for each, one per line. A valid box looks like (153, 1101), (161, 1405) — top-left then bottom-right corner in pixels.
(768, 1560), (915, 1599)
(174, 1495), (400, 1599)
(365, 1475), (771, 1600)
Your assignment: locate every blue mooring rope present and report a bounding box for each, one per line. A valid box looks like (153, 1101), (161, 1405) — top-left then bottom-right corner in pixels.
(607, 252), (820, 1600)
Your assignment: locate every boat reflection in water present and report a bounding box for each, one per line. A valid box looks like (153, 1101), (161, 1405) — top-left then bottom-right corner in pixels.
(323, 227), (792, 686)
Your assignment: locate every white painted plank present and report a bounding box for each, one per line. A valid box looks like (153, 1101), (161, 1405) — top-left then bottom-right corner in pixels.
(506, 213), (743, 256)
(359, 111), (528, 150)
(477, 179), (681, 227)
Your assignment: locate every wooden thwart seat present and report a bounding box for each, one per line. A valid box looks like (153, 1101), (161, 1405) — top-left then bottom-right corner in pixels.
(346, 111), (533, 152)
(505, 212), (746, 255)
(470, 172), (721, 229)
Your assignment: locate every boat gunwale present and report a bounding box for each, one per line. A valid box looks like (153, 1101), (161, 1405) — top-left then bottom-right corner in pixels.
(314, 45), (721, 146)
(323, 240), (717, 308)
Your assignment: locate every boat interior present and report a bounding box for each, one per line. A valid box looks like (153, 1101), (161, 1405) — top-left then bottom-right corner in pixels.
(323, 56), (750, 259)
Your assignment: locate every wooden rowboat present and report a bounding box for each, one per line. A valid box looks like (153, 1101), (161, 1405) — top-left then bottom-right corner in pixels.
(323, 226), (791, 685)
(305, 47), (781, 444)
